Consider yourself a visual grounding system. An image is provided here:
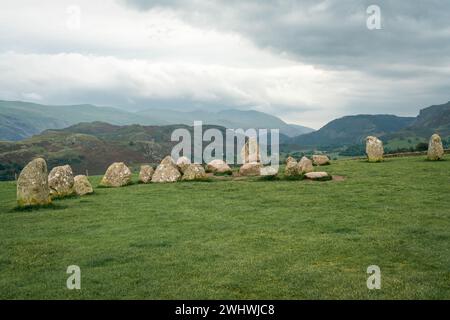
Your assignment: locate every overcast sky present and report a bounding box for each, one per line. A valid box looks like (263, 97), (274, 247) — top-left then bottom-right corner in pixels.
(1, 0), (449, 128)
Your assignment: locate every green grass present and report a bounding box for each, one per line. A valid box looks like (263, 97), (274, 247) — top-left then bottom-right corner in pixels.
(0, 156), (450, 299)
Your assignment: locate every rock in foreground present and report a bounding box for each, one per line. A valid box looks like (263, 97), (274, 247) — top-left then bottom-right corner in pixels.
(73, 175), (94, 196)
(17, 158), (51, 207)
(176, 156), (191, 173)
(284, 158), (299, 177)
(48, 165), (74, 198)
(427, 134), (444, 161)
(260, 166), (279, 176)
(152, 156), (181, 183)
(100, 162), (132, 187)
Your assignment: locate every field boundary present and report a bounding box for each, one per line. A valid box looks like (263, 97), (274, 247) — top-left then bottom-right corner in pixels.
(349, 149), (450, 160)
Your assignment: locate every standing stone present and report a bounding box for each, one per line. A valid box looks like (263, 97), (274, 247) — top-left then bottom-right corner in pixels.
(284, 158), (299, 177)
(206, 159), (232, 175)
(100, 162), (132, 187)
(151, 156), (181, 183)
(139, 165), (154, 184)
(366, 136), (384, 162)
(312, 155), (330, 166)
(17, 158), (51, 207)
(427, 134), (444, 161)
(48, 165), (75, 198)
(73, 175), (94, 196)
(176, 156), (191, 173)
(298, 156), (314, 173)
(241, 137), (260, 164)
(239, 162), (262, 176)
(286, 156), (296, 164)
(182, 164), (207, 181)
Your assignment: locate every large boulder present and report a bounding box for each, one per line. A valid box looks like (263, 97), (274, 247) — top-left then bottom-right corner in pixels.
(138, 165), (154, 184)
(17, 158), (51, 207)
(241, 137), (261, 164)
(152, 156), (181, 183)
(298, 156), (314, 173)
(427, 134), (444, 160)
(205, 159), (232, 175)
(305, 171), (331, 181)
(182, 164), (207, 181)
(48, 165), (74, 198)
(239, 162), (262, 176)
(73, 175), (93, 196)
(176, 156), (191, 173)
(312, 155), (330, 166)
(366, 136), (384, 162)
(260, 166), (279, 177)
(284, 158), (299, 177)
(100, 162), (132, 187)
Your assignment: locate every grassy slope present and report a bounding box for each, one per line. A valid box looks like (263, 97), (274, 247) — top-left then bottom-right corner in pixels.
(0, 156), (449, 299)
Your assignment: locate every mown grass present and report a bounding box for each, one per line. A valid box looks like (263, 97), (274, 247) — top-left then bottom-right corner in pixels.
(0, 156), (449, 299)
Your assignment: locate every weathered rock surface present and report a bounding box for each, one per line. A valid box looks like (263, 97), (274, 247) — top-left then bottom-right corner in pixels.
(17, 158), (51, 207)
(284, 158), (299, 177)
(298, 156), (314, 173)
(241, 137), (260, 164)
(100, 162), (132, 187)
(182, 164), (207, 181)
(176, 156), (191, 173)
(427, 134), (444, 160)
(152, 156), (181, 183)
(305, 171), (331, 181)
(312, 155), (330, 166)
(366, 136), (384, 162)
(286, 156), (296, 164)
(239, 162), (262, 176)
(206, 159), (232, 174)
(138, 165), (154, 183)
(260, 166), (279, 176)
(73, 175), (93, 196)
(48, 165), (74, 198)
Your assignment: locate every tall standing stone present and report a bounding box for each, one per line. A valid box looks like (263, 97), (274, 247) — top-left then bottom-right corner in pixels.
(284, 157), (299, 177)
(427, 134), (444, 160)
(241, 137), (260, 164)
(48, 165), (75, 198)
(366, 136), (384, 162)
(298, 156), (314, 173)
(17, 158), (51, 207)
(100, 162), (132, 187)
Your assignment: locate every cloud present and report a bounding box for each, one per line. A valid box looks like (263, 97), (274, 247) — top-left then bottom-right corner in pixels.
(0, 0), (449, 128)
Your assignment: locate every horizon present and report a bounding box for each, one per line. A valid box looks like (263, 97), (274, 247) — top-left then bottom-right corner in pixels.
(1, 1), (450, 128)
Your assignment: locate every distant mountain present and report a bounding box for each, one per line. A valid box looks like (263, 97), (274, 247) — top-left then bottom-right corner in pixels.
(289, 114), (415, 148)
(0, 100), (314, 141)
(386, 101), (450, 140)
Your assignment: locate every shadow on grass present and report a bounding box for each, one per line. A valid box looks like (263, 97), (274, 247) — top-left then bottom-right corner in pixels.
(10, 203), (68, 213)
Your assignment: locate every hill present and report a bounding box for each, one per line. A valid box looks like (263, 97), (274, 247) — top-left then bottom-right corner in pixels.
(0, 100), (313, 141)
(0, 122), (214, 180)
(289, 114), (415, 148)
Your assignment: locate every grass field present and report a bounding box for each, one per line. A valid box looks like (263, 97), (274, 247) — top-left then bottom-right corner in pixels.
(0, 156), (449, 299)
